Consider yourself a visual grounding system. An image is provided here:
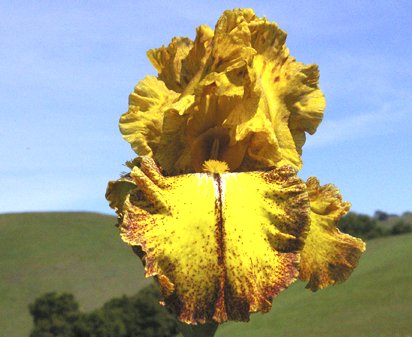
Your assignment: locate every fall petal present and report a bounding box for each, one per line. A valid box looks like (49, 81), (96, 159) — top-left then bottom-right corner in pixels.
(299, 177), (366, 291)
(105, 175), (136, 213)
(106, 157), (309, 323)
(220, 167), (309, 320)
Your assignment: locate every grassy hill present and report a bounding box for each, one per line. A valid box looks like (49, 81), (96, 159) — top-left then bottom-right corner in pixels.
(0, 212), (150, 337)
(1, 212), (411, 337)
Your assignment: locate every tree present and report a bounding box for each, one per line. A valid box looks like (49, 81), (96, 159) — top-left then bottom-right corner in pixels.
(131, 283), (178, 337)
(391, 221), (412, 235)
(338, 212), (383, 240)
(30, 284), (179, 337)
(29, 292), (80, 337)
(374, 210), (389, 221)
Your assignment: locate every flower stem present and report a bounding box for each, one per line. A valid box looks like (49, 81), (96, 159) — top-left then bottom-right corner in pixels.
(178, 322), (218, 337)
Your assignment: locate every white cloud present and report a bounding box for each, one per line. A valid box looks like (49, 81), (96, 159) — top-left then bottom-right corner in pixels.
(305, 101), (411, 148)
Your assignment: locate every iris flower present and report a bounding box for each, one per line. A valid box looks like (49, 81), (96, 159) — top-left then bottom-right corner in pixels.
(106, 8), (365, 334)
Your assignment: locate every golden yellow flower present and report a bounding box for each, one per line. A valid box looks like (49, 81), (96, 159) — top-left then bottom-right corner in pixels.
(120, 9), (325, 175)
(107, 8), (365, 331)
(107, 156), (309, 323)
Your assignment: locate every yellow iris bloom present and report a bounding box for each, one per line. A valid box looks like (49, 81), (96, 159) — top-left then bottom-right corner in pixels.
(120, 8), (325, 174)
(107, 8), (365, 327)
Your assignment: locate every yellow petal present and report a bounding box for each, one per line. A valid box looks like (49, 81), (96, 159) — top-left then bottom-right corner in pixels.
(120, 9), (325, 174)
(207, 9), (256, 74)
(147, 37), (194, 93)
(105, 175), (136, 213)
(119, 76), (179, 156)
(220, 166), (309, 321)
(106, 157), (309, 323)
(154, 103), (191, 175)
(224, 17), (325, 170)
(299, 177), (366, 291)
(284, 63), (325, 157)
(180, 24), (214, 96)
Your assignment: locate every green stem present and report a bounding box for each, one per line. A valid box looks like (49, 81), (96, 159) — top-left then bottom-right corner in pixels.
(177, 322), (218, 337)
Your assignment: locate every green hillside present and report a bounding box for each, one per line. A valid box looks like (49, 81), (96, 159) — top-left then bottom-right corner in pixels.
(0, 212), (150, 337)
(1, 212), (411, 337)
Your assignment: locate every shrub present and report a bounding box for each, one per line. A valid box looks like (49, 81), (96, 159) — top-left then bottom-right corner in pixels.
(29, 293), (80, 337)
(30, 284), (178, 337)
(339, 212), (383, 240)
(391, 221), (412, 235)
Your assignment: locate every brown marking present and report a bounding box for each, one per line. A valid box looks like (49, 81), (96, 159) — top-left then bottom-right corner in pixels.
(212, 173), (228, 322)
(261, 61), (267, 73)
(203, 82), (217, 95)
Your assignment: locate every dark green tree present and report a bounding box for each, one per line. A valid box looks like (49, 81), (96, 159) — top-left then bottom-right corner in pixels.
(339, 212), (383, 240)
(374, 210), (389, 221)
(131, 283), (178, 337)
(29, 292), (80, 337)
(30, 284), (179, 337)
(391, 221), (412, 235)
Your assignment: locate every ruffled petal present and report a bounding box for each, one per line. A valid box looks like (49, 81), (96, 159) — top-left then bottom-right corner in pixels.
(220, 166), (309, 321)
(147, 37), (194, 93)
(284, 63), (325, 157)
(154, 96), (194, 175)
(224, 17), (325, 170)
(119, 76), (179, 156)
(121, 9), (325, 174)
(205, 9), (256, 74)
(299, 177), (366, 291)
(105, 175), (136, 212)
(106, 157), (309, 323)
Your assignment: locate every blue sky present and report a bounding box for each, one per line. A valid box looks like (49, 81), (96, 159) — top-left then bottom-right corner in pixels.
(1, 0), (411, 215)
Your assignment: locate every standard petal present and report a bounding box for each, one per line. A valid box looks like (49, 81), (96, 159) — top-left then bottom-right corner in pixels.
(299, 177), (366, 291)
(227, 28), (325, 170)
(285, 63), (325, 157)
(207, 9), (256, 74)
(249, 17), (325, 163)
(147, 37), (194, 93)
(119, 76), (180, 156)
(108, 157), (309, 323)
(122, 9), (325, 174)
